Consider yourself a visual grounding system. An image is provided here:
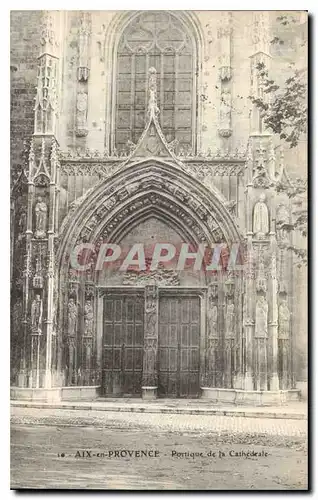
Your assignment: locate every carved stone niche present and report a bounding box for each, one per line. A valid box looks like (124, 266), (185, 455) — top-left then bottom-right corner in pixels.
(84, 290), (94, 338)
(76, 87), (88, 137)
(67, 287), (78, 338)
(218, 88), (232, 138)
(31, 293), (43, 335)
(208, 283), (218, 301)
(34, 195), (48, 239)
(32, 256), (44, 290)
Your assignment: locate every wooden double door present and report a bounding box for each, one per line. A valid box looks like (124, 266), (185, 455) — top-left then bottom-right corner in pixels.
(102, 292), (201, 397)
(158, 296), (200, 398)
(102, 293), (144, 396)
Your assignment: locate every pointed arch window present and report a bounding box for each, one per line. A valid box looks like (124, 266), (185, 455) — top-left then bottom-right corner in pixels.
(114, 12), (197, 154)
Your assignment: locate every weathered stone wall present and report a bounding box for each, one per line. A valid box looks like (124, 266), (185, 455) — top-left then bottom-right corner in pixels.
(10, 11), (42, 184)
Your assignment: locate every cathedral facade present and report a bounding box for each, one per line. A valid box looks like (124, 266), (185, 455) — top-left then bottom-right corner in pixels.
(10, 11), (307, 403)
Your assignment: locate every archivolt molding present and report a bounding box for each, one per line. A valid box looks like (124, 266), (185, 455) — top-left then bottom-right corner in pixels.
(56, 158), (244, 277)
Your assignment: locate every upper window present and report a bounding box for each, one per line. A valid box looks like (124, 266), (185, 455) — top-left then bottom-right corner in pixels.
(115, 12), (196, 153)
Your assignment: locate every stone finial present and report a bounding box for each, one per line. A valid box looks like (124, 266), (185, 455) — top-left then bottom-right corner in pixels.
(40, 11), (57, 55)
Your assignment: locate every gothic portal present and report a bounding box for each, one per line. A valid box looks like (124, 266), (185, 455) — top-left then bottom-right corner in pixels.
(11, 11), (306, 403)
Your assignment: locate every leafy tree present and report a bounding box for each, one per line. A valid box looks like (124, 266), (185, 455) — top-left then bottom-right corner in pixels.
(276, 177), (307, 266)
(250, 63), (307, 148)
(250, 14), (307, 265)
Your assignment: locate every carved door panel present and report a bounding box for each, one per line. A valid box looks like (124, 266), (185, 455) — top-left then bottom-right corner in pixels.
(102, 294), (144, 396)
(158, 296), (200, 398)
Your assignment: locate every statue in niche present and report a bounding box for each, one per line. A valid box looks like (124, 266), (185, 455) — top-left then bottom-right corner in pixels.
(76, 86), (88, 136)
(255, 295), (268, 338)
(256, 261), (267, 293)
(68, 297), (78, 336)
(147, 67), (159, 117)
(84, 299), (94, 336)
(12, 297), (23, 335)
(220, 88), (231, 126)
(34, 197), (47, 238)
(253, 194), (269, 238)
(144, 339), (156, 376)
(207, 299), (218, 338)
(278, 298), (290, 339)
(31, 294), (43, 333)
(18, 210), (27, 240)
(225, 300), (235, 337)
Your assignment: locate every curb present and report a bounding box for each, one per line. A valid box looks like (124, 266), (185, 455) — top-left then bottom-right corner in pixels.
(11, 401), (307, 420)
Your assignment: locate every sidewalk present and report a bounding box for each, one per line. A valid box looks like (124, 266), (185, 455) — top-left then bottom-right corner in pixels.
(11, 398), (307, 420)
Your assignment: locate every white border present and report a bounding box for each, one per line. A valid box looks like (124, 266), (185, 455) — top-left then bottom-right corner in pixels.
(2, 3), (314, 499)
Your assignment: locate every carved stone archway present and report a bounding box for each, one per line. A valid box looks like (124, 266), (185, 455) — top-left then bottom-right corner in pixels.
(55, 155), (244, 394)
(57, 158), (243, 272)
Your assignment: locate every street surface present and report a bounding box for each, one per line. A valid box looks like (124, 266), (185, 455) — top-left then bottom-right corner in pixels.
(11, 406), (308, 490)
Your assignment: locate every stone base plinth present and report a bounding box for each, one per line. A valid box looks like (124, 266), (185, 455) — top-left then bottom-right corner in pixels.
(296, 381), (308, 400)
(61, 386), (100, 401)
(10, 387), (61, 403)
(201, 387), (301, 406)
(142, 386), (157, 400)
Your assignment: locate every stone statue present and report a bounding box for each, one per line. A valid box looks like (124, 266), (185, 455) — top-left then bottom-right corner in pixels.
(255, 295), (268, 338)
(31, 294), (43, 333)
(253, 194), (269, 238)
(34, 197), (47, 238)
(145, 299), (157, 337)
(144, 339), (156, 377)
(84, 299), (94, 336)
(18, 211), (27, 240)
(207, 301), (218, 338)
(12, 298), (22, 336)
(147, 67), (159, 117)
(76, 87), (88, 136)
(225, 301), (235, 337)
(278, 299), (290, 339)
(220, 88), (231, 125)
(68, 298), (78, 336)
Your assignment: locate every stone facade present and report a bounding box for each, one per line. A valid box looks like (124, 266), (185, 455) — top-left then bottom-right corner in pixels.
(10, 10), (307, 403)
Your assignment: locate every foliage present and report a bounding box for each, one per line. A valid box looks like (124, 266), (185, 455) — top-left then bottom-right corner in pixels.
(250, 63), (307, 148)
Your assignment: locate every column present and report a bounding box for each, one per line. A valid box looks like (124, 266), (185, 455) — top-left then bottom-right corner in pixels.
(142, 284), (159, 400)
(205, 283), (219, 388)
(244, 141), (255, 390)
(66, 283), (79, 385)
(269, 225), (280, 390)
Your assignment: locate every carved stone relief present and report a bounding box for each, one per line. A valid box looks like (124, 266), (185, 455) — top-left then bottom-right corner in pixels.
(255, 295), (268, 338)
(253, 194), (269, 239)
(76, 88), (89, 137)
(75, 12), (91, 137)
(67, 297), (78, 337)
(31, 294), (43, 334)
(278, 298), (290, 340)
(34, 197), (48, 239)
(143, 285), (159, 387)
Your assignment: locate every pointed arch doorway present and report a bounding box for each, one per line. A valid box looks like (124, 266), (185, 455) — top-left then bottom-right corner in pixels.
(97, 212), (207, 398)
